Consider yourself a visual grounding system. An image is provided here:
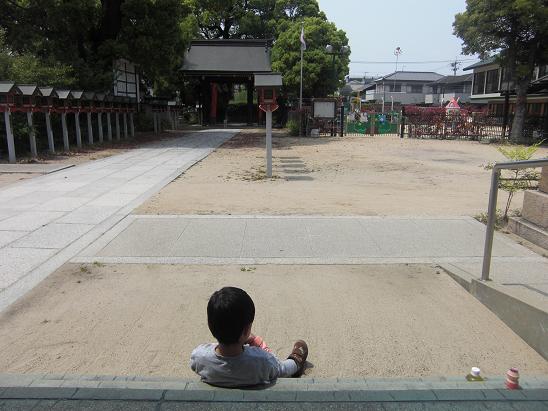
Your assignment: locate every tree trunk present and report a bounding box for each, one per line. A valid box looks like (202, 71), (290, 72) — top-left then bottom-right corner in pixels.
(510, 78), (529, 143)
(100, 0), (124, 41)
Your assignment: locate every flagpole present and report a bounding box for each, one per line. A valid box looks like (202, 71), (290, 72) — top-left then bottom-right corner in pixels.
(299, 23), (304, 110)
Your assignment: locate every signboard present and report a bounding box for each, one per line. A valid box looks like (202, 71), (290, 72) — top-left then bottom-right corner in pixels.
(313, 99), (337, 119)
(114, 59), (138, 100)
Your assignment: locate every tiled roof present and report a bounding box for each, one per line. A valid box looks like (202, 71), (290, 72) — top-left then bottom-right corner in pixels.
(463, 56), (498, 71)
(377, 71), (444, 82)
(429, 74), (473, 85)
(182, 39), (272, 73)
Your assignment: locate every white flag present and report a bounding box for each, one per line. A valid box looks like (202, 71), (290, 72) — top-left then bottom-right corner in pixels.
(300, 25), (306, 51)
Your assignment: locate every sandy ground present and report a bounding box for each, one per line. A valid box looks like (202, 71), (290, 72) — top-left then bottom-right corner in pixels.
(138, 133), (548, 216)
(0, 131), (188, 189)
(0, 263), (545, 378)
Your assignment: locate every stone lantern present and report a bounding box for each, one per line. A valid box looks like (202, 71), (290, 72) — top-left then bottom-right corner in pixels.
(39, 87), (59, 153)
(0, 82), (22, 163)
(55, 89), (75, 151)
(13, 85), (43, 158)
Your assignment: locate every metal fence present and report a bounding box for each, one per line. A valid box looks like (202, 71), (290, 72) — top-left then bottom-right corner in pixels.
(405, 110), (546, 142)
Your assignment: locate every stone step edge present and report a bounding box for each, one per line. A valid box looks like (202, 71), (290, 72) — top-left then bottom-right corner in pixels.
(0, 374), (546, 403)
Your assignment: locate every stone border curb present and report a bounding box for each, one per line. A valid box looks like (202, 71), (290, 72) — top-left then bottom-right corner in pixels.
(0, 374), (546, 403)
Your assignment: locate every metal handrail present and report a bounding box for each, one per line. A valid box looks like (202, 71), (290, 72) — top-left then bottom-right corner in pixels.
(482, 158), (548, 281)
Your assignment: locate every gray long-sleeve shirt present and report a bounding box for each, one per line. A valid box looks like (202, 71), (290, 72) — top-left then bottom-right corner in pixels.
(190, 343), (295, 387)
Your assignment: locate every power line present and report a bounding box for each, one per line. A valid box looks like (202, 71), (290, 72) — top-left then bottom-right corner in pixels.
(350, 58), (476, 65)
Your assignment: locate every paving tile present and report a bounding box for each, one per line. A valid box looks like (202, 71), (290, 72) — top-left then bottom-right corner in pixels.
(12, 224), (93, 249)
(521, 389), (548, 400)
(98, 219), (188, 257)
(347, 390), (394, 401)
(72, 388), (163, 400)
(433, 389), (488, 401)
(305, 219), (381, 257)
(0, 212), (64, 231)
(40, 197), (90, 212)
(359, 219), (451, 258)
(0, 247), (56, 289)
(0, 387), (77, 399)
(87, 193), (139, 207)
(164, 389), (215, 401)
(241, 218), (314, 258)
(0, 230), (27, 248)
(169, 218), (246, 258)
(0, 399), (42, 410)
(57, 206), (120, 225)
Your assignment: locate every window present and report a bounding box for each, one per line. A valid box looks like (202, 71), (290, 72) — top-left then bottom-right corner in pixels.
(500, 68), (515, 91)
(410, 85), (423, 93)
(485, 69), (500, 93)
(389, 84), (402, 92)
(473, 71), (486, 95)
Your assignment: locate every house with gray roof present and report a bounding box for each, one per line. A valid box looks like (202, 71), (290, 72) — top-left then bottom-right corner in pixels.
(463, 57), (548, 117)
(363, 71), (444, 105)
(425, 74), (473, 105)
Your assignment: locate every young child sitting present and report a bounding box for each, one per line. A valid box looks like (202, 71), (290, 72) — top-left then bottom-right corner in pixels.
(190, 286), (308, 387)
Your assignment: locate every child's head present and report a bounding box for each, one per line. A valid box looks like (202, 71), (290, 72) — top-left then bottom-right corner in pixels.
(207, 287), (255, 345)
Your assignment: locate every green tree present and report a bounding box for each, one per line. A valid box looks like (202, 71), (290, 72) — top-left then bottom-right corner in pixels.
(453, 0), (548, 142)
(0, 0), (195, 94)
(0, 28), (75, 86)
(271, 17), (350, 97)
(484, 141), (543, 220)
(188, 0), (324, 39)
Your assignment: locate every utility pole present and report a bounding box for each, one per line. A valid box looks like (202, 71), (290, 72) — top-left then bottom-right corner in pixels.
(450, 58), (461, 76)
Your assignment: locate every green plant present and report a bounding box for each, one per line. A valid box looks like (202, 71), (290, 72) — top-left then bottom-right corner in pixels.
(484, 141), (544, 220)
(287, 119), (299, 137)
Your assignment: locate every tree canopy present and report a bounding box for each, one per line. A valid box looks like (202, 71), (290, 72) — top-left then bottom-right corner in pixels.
(0, 0), (349, 98)
(0, 0), (195, 93)
(188, 0), (325, 39)
(272, 17), (350, 98)
(188, 0), (347, 96)
(453, 0), (548, 141)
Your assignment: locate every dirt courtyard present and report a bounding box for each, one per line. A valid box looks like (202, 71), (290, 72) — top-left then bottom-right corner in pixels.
(0, 263), (545, 378)
(138, 133), (547, 216)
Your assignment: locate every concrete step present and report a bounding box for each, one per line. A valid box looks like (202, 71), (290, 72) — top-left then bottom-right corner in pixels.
(1, 374), (547, 405)
(508, 216), (548, 250)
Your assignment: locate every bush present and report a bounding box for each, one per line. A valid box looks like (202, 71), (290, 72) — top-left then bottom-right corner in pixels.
(287, 119), (299, 136)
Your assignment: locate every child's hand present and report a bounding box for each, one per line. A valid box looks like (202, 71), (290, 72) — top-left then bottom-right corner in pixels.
(247, 335), (272, 353)
(245, 334), (257, 345)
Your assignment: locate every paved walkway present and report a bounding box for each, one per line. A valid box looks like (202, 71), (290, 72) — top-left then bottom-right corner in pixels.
(0, 130), (237, 311)
(74, 214), (547, 297)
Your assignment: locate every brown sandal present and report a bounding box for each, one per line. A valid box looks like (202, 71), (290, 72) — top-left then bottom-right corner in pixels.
(287, 340), (308, 377)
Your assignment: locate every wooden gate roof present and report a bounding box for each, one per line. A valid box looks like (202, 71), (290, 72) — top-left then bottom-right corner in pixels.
(181, 39), (272, 76)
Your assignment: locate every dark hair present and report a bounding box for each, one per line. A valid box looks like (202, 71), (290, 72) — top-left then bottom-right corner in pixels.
(207, 287), (255, 344)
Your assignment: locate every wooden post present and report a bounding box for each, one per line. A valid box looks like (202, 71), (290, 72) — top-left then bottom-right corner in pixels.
(97, 113), (104, 143)
(74, 112), (82, 148)
(123, 112), (128, 139)
(115, 113), (121, 140)
(61, 112), (70, 151)
(266, 109), (273, 178)
(153, 112), (158, 134)
(27, 111), (38, 158)
(87, 112), (94, 144)
(4, 110), (16, 163)
(107, 113), (113, 141)
(130, 113), (135, 137)
(45, 112), (55, 153)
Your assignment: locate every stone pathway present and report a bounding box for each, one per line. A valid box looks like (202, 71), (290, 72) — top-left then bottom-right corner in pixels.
(0, 130), (237, 311)
(76, 214), (542, 270)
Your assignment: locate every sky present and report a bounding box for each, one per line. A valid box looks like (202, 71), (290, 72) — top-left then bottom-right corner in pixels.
(316, 0), (479, 79)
